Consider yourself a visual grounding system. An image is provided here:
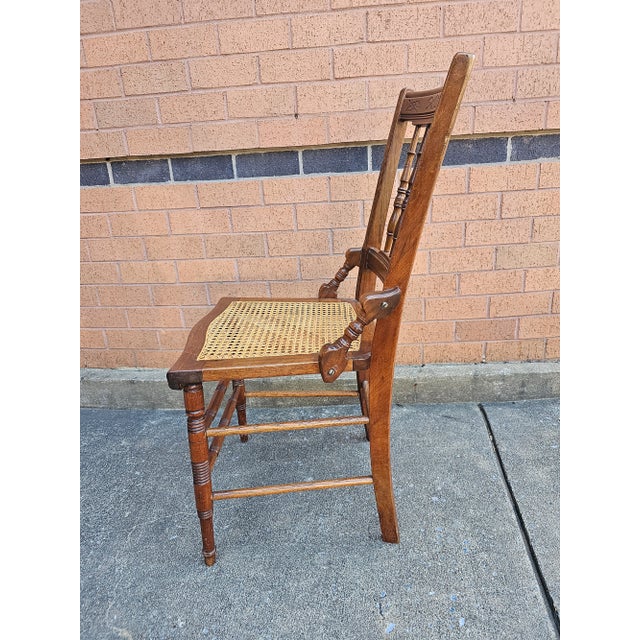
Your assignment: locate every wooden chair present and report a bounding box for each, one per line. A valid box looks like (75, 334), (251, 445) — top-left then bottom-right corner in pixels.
(167, 53), (474, 565)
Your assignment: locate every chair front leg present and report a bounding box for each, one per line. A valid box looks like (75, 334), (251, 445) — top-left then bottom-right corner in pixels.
(183, 383), (217, 565)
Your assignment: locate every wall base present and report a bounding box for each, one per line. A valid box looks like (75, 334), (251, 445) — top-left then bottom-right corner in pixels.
(80, 362), (559, 409)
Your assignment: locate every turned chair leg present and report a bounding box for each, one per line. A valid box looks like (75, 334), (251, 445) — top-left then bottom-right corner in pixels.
(367, 372), (400, 543)
(233, 379), (249, 442)
(183, 383), (217, 565)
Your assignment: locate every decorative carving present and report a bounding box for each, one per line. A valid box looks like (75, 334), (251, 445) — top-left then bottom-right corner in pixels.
(400, 92), (441, 125)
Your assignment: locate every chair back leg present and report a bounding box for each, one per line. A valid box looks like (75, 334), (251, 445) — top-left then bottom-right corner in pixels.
(233, 379), (249, 442)
(356, 369), (370, 441)
(367, 359), (400, 542)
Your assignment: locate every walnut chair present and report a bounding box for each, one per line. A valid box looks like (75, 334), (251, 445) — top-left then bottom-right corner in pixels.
(167, 53), (474, 565)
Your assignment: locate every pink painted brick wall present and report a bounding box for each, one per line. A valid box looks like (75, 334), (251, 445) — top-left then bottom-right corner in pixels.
(81, 0), (560, 159)
(80, 161), (560, 368)
(80, 0), (560, 369)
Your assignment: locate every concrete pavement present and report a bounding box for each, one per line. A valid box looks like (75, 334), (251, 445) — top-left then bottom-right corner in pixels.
(80, 398), (559, 639)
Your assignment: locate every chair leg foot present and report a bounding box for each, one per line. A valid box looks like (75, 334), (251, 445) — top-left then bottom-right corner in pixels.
(374, 482), (400, 544)
(203, 548), (217, 566)
(370, 444), (400, 543)
(381, 525), (400, 544)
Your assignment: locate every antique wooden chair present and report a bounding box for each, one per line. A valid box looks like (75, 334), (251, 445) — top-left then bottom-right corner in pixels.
(167, 53), (474, 565)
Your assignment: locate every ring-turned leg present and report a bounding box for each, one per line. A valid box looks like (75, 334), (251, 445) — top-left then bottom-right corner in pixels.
(367, 367), (399, 543)
(183, 383), (216, 565)
(233, 379), (249, 443)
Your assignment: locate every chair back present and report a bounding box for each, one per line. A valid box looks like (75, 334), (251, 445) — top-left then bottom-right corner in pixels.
(358, 53), (474, 364)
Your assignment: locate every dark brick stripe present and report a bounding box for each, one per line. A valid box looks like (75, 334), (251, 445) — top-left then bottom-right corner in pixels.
(444, 137), (509, 166)
(302, 146), (368, 174)
(236, 150), (299, 178)
(111, 159), (170, 184)
(510, 134), (560, 161)
(80, 133), (559, 187)
(80, 162), (109, 186)
(171, 155), (233, 182)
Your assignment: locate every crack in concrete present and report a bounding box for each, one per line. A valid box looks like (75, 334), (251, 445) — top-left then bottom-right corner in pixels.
(477, 403), (560, 638)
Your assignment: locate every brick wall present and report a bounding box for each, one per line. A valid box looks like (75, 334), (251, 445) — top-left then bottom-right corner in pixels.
(80, 0), (560, 370)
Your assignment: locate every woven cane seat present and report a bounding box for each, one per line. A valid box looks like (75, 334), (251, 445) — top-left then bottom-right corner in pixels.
(197, 300), (360, 361)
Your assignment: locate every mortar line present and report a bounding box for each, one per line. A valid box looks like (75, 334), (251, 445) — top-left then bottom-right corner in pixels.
(477, 403), (560, 637)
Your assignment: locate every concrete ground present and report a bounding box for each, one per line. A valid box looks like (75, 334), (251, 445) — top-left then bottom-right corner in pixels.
(80, 398), (559, 640)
